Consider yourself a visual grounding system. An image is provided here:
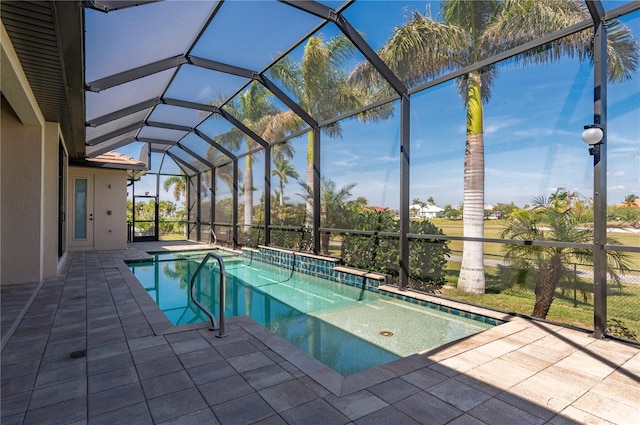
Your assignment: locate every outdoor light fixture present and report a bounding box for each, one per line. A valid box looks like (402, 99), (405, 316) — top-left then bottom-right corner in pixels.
(581, 124), (604, 156)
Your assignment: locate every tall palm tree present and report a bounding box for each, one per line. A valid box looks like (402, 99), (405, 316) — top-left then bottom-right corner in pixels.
(267, 35), (379, 225)
(216, 82), (280, 230)
(501, 197), (629, 319)
(163, 173), (187, 201)
(272, 158), (299, 206)
(352, 0), (638, 294)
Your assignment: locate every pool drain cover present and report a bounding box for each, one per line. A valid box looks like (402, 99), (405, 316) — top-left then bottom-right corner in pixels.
(379, 331), (393, 337)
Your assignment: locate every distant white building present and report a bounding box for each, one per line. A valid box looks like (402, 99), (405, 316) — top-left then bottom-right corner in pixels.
(411, 204), (445, 219)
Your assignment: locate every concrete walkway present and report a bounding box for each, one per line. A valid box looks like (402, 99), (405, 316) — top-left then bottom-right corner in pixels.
(2, 242), (639, 425)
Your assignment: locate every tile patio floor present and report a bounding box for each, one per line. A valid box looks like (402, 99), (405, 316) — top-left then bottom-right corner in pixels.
(1, 241), (639, 425)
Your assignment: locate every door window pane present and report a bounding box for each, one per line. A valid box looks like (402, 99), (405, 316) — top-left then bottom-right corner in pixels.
(74, 179), (87, 239)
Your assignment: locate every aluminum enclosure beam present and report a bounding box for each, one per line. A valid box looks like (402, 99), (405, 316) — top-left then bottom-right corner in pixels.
(216, 108), (269, 149)
(162, 97), (219, 113)
(86, 98), (160, 126)
(176, 142), (215, 169)
(86, 122), (143, 146)
(189, 55), (255, 79)
(194, 129), (237, 161)
(197, 173), (202, 241)
(256, 74), (318, 127)
(146, 121), (192, 132)
(188, 54), (317, 128)
(135, 137), (176, 145)
(264, 146), (272, 246)
(312, 127), (321, 254)
(232, 160), (239, 248)
(591, 15), (608, 339)
(281, 0), (407, 95)
(86, 55), (188, 92)
(399, 95), (410, 290)
(87, 96), (216, 129)
(166, 151), (199, 174)
(87, 137), (139, 158)
(586, 0), (605, 22)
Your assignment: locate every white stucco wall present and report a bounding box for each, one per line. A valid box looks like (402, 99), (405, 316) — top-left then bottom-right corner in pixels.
(68, 167), (128, 251)
(1, 98), (44, 284)
(94, 169), (127, 250)
(42, 122), (62, 277)
(1, 22), (67, 284)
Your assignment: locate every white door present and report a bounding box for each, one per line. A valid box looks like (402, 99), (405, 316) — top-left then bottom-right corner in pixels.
(70, 174), (94, 249)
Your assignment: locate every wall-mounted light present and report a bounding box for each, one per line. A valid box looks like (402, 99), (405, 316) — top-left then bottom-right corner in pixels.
(581, 124), (604, 156)
(581, 124), (604, 145)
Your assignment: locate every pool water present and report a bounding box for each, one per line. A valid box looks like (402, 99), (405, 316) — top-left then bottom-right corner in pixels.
(128, 250), (495, 375)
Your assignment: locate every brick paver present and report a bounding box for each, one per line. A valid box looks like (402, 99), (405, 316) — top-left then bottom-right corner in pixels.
(1, 242), (638, 425)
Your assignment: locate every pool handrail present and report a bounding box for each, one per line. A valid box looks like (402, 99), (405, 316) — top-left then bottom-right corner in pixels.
(189, 251), (227, 338)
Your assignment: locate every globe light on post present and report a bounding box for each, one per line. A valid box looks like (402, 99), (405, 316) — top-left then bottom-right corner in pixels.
(581, 124), (604, 155)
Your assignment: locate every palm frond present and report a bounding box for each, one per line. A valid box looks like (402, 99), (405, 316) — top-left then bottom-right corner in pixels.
(443, 0), (500, 41)
(483, 0), (589, 58)
(351, 11), (468, 90)
(261, 110), (306, 142)
(271, 141), (295, 162)
(268, 56), (303, 99)
(326, 34), (357, 68)
(605, 19), (639, 83)
(456, 64), (499, 106)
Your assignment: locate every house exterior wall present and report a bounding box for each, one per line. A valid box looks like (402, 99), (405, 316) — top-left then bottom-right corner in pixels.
(67, 167), (127, 251)
(1, 98), (44, 284)
(1, 22), (66, 284)
(42, 122), (63, 277)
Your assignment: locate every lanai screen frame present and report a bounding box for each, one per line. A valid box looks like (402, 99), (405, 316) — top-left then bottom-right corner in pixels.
(83, 0), (640, 340)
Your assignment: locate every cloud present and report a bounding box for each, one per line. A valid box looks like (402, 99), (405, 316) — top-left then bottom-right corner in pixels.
(484, 117), (522, 135)
(197, 85), (213, 101)
(331, 150), (360, 167)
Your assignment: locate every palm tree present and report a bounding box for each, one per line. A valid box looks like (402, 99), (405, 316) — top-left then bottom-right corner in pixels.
(163, 173), (187, 201)
(624, 194), (639, 207)
(267, 35), (380, 226)
(272, 158), (299, 206)
(501, 197), (629, 319)
(205, 148), (237, 193)
(300, 178), (356, 254)
(352, 0), (638, 294)
(216, 82), (280, 230)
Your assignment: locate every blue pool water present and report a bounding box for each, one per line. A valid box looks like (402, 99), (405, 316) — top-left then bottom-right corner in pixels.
(127, 250), (496, 375)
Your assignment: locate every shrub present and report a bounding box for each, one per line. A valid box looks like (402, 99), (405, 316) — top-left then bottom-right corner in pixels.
(342, 210), (449, 292)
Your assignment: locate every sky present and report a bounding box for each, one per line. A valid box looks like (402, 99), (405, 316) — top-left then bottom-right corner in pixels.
(89, 1), (640, 210)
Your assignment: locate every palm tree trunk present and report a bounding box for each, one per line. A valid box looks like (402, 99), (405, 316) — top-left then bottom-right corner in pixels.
(244, 154), (253, 231)
(532, 254), (562, 319)
(458, 71), (486, 294)
(306, 132), (314, 227)
(279, 180), (284, 206)
(321, 231), (330, 255)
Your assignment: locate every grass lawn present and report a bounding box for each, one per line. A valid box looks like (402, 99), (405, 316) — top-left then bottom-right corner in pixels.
(439, 261), (640, 341)
(430, 218), (640, 269)
(159, 233), (188, 241)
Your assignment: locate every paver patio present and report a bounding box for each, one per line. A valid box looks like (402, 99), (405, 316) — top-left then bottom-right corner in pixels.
(1, 242), (638, 425)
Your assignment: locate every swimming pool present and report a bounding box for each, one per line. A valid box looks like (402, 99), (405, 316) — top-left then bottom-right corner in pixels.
(127, 249), (498, 375)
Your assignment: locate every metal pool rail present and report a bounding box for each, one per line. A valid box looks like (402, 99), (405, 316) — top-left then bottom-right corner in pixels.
(190, 251), (227, 338)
